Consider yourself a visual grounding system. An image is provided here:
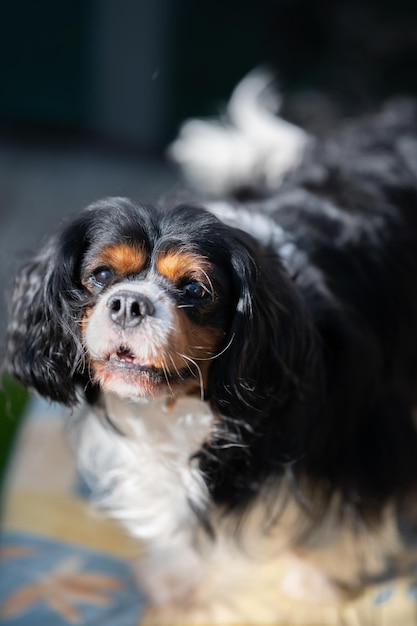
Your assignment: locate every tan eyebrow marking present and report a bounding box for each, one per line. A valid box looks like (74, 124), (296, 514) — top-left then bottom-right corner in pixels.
(93, 243), (147, 275)
(156, 251), (211, 283)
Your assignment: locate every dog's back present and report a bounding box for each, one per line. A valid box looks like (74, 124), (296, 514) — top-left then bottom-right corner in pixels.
(172, 82), (417, 514)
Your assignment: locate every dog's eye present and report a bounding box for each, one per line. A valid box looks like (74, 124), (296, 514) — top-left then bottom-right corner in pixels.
(183, 281), (209, 300)
(92, 266), (113, 287)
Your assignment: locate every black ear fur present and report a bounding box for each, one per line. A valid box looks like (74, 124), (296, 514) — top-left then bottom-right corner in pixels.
(204, 229), (322, 506)
(210, 228), (320, 413)
(6, 239), (88, 405)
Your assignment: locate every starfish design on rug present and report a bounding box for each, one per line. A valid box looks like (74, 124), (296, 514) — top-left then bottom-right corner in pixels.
(0, 543), (36, 561)
(1, 554), (123, 624)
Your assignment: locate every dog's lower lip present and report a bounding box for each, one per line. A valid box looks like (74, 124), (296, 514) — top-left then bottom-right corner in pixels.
(105, 350), (192, 381)
(108, 350), (156, 372)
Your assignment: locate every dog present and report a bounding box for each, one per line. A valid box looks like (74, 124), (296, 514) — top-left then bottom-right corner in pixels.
(6, 73), (417, 622)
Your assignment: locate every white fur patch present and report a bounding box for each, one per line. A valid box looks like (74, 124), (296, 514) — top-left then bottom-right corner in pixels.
(169, 69), (309, 194)
(206, 200), (287, 248)
(72, 395), (213, 546)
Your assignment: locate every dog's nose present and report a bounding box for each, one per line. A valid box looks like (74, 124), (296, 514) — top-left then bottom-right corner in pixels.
(107, 291), (155, 328)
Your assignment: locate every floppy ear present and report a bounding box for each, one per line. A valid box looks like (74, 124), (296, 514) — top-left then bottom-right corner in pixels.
(209, 229), (319, 415)
(203, 230), (321, 502)
(6, 239), (89, 406)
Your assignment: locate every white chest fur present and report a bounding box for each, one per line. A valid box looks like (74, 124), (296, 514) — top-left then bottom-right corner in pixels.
(73, 394), (214, 545)
(71, 394), (401, 616)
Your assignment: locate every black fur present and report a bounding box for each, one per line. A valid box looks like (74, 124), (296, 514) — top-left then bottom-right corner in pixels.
(6, 99), (417, 523)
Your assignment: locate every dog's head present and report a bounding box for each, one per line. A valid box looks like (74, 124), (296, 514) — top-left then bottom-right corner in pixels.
(6, 198), (317, 425)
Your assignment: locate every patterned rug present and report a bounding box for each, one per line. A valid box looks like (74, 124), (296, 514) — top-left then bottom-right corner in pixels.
(1, 399), (145, 625)
(2, 398), (417, 625)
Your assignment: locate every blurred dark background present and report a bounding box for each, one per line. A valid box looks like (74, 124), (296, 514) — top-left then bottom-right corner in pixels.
(2, 0), (416, 147)
(0, 0), (417, 474)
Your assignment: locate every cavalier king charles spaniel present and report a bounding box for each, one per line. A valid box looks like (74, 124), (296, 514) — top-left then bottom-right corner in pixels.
(6, 73), (417, 622)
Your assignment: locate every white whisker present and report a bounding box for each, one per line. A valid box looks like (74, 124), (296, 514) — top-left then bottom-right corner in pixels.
(200, 269), (215, 300)
(168, 354), (185, 381)
(177, 352), (205, 401)
(161, 358), (174, 397)
(191, 334), (236, 362)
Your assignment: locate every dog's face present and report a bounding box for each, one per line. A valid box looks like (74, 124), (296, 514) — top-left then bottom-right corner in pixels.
(6, 196), (314, 446)
(7, 199), (246, 403)
(79, 224), (229, 399)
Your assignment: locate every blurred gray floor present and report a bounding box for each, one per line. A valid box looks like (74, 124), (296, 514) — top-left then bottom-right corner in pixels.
(0, 138), (178, 356)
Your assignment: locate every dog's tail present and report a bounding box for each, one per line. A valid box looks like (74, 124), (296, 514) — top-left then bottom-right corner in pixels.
(168, 69), (309, 196)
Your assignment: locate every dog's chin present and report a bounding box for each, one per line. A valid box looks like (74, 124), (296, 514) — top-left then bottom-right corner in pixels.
(90, 352), (196, 400)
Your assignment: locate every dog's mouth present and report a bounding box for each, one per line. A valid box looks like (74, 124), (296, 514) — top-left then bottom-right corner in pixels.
(105, 346), (192, 383)
(109, 346), (157, 371)
(89, 341), (209, 399)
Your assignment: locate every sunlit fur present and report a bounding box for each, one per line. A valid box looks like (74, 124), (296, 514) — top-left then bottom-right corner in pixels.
(6, 85), (417, 620)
